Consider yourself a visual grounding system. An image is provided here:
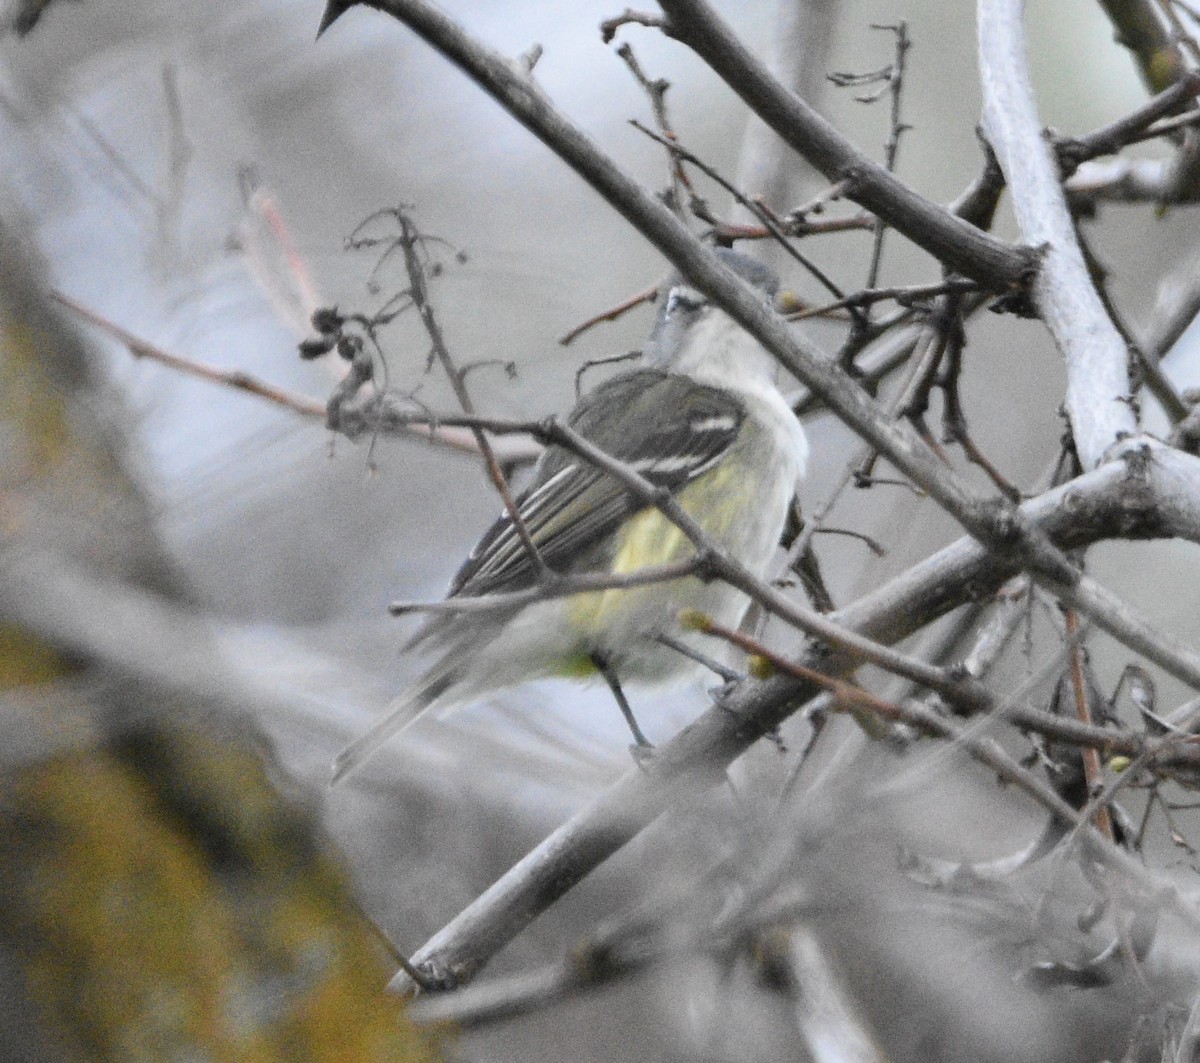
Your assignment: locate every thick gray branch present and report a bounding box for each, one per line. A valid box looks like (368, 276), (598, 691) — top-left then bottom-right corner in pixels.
(977, 0), (1138, 469)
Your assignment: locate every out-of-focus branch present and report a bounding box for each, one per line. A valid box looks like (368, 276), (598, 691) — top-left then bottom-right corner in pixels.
(52, 288), (542, 466)
(978, 0), (1138, 471)
(1139, 241), (1200, 407)
(0, 0), (59, 35)
(1067, 142), (1200, 204)
(731, 0), (842, 235)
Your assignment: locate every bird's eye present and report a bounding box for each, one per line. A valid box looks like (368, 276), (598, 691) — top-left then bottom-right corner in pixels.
(665, 286), (706, 317)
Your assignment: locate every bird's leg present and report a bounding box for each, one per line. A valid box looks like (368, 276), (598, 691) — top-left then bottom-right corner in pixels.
(654, 633), (746, 712)
(654, 632), (744, 685)
(590, 653), (654, 755)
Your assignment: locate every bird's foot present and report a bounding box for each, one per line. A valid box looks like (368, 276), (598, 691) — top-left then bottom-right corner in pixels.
(708, 677), (744, 710)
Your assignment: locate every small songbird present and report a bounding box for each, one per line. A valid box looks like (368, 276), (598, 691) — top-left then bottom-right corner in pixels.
(332, 249), (808, 782)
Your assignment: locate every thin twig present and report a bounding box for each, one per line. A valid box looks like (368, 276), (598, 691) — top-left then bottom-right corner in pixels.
(628, 119), (854, 313)
(1064, 608), (1116, 840)
(863, 22), (912, 291)
(395, 212), (551, 578)
(559, 285), (658, 345)
(615, 42), (693, 212)
(705, 213), (874, 244)
(784, 278), (979, 322)
(53, 290), (329, 417)
(935, 295), (1022, 500)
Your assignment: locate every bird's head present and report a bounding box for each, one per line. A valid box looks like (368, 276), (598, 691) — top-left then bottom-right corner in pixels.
(644, 249), (783, 385)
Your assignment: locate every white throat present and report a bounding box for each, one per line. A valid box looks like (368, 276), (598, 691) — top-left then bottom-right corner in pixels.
(668, 310), (780, 396)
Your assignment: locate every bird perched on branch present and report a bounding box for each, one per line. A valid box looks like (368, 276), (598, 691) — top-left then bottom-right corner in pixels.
(333, 248), (808, 782)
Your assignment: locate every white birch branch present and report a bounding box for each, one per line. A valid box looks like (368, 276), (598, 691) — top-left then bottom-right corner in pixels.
(977, 0), (1138, 470)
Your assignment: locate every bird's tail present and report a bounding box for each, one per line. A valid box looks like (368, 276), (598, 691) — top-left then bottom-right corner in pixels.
(330, 667), (457, 785)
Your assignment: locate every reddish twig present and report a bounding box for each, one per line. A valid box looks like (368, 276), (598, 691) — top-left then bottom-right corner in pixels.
(559, 285), (659, 346)
(51, 289), (505, 459)
(1064, 608), (1116, 841)
(52, 290), (328, 417)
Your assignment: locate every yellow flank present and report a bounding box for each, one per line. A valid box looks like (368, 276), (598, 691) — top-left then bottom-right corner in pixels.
(561, 457), (749, 653)
(613, 506), (691, 574)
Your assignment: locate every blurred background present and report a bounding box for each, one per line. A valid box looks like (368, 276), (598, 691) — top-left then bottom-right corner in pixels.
(5, 0), (1200, 1059)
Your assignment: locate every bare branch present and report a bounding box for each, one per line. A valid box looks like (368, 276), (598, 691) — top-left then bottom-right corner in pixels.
(784, 279), (980, 322)
(558, 285), (658, 345)
(53, 289), (328, 419)
(861, 21), (912, 291)
(614, 43), (693, 212)
(978, 0), (1139, 470)
(1057, 72), (1200, 174)
(654, 0), (1037, 289)
(319, 0), (1200, 697)
(599, 7), (667, 43)
(392, 444), (1200, 988)
(1096, 0), (1190, 93)
(1067, 150), (1200, 203)
(52, 288), (539, 464)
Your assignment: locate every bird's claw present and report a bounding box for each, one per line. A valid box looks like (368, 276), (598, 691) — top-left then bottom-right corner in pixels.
(708, 677), (744, 710)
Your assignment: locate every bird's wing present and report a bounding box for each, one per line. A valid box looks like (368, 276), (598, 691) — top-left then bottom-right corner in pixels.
(446, 369), (745, 598)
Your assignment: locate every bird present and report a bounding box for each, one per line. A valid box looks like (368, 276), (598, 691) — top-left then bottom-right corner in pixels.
(332, 248), (808, 782)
